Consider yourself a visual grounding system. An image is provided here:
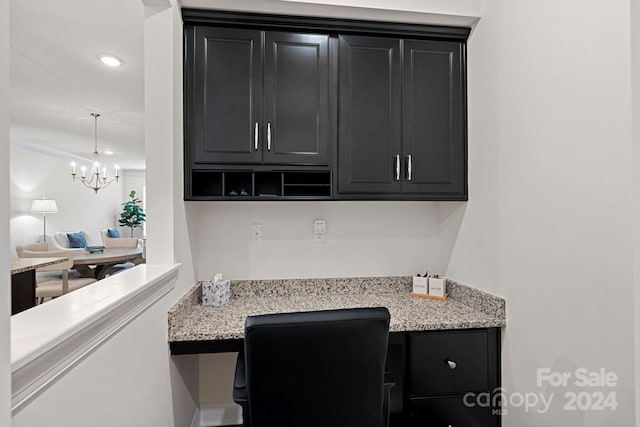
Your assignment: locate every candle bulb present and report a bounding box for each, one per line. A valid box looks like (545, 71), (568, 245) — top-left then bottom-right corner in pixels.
(103, 167), (107, 177)
(71, 162), (76, 174)
(115, 164), (120, 177)
(81, 166), (87, 178)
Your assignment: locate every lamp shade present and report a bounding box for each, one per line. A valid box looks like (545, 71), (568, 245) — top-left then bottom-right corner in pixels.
(31, 198), (58, 214)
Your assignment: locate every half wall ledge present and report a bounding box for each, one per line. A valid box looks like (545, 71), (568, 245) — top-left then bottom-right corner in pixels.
(10, 263), (180, 414)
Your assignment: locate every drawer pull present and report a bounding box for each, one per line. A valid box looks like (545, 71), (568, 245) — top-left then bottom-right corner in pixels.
(447, 360), (457, 370)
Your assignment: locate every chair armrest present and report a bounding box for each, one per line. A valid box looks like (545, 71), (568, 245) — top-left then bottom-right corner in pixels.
(233, 352), (247, 403)
(384, 371), (395, 389)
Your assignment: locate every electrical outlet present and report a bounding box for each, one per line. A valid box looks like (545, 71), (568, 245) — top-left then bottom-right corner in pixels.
(313, 219), (326, 243)
(250, 223), (263, 243)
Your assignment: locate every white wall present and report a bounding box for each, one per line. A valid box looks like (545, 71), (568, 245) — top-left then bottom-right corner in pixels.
(190, 202), (459, 280)
(184, 0), (481, 27)
(10, 144), (124, 255)
(449, 0), (635, 425)
(11, 288), (199, 427)
(0, 0), (11, 423)
(632, 0), (640, 421)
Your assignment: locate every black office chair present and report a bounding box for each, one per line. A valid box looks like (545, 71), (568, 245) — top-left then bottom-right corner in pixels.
(233, 307), (394, 427)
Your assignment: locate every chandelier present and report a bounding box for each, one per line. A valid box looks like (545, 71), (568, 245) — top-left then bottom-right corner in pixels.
(70, 113), (119, 193)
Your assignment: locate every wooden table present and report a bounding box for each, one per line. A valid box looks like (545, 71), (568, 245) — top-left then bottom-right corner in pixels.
(11, 257), (69, 315)
(72, 247), (143, 280)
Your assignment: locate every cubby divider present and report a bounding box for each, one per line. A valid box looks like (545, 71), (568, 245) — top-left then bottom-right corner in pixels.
(189, 170), (331, 200)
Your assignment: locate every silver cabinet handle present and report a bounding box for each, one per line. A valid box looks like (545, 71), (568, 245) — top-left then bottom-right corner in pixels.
(254, 122), (259, 151)
(447, 360), (457, 370)
(267, 122), (272, 151)
(394, 155), (400, 181)
(405, 154), (412, 181)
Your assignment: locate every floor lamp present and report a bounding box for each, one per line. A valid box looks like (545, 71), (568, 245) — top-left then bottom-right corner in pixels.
(31, 198), (58, 242)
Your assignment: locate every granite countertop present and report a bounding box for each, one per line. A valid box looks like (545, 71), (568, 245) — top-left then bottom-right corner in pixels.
(10, 257), (69, 274)
(168, 277), (506, 342)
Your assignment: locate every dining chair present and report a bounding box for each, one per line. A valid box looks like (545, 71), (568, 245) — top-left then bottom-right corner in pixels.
(15, 242), (48, 257)
(233, 307), (394, 427)
(20, 249), (97, 303)
(103, 237), (139, 248)
(103, 238), (144, 272)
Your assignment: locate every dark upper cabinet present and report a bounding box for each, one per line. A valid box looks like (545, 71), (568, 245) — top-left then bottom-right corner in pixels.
(402, 40), (465, 196)
(183, 10), (470, 201)
(263, 32), (329, 165)
(338, 35), (401, 194)
(337, 36), (467, 200)
(187, 26), (329, 166)
(190, 27), (262, 164)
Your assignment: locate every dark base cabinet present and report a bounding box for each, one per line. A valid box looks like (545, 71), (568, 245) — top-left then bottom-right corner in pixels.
(405, 328), (501, 427)
(170, 327), (501, 426)
(409, 396), (491, 427)
(11, 270), (36, 315)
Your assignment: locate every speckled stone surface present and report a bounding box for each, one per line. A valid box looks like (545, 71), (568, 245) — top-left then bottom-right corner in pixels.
(168, 276), (506, 342)
(10, 257), (69, 274)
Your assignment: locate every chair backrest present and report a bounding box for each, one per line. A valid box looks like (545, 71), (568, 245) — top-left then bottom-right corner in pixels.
(16, 242), (49, 257)
(243, 307), (390, 427)
(20, 249), (74, 271)
(104, 237), (139, 248)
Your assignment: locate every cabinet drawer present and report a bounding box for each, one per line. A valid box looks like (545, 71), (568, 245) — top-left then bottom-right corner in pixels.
(409, 396), (491, 427)
(410, 330), (488, 396)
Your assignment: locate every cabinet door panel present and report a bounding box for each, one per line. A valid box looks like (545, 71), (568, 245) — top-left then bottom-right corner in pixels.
(263, 32), (329, 165)
(338, 35), (401, 193)
(192, 27), (262, 164)
(402, 40), (466, 196)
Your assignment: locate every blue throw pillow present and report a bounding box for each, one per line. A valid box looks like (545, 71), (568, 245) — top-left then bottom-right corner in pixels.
(67, 232), (87, 248)
(107, 228), (121, 238)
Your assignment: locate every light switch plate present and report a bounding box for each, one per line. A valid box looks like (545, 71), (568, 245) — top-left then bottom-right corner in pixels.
(313, 219), (326, 243)
(250, 223), (263, 243)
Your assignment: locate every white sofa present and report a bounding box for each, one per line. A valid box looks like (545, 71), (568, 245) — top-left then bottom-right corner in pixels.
(46, 229), (142, 252)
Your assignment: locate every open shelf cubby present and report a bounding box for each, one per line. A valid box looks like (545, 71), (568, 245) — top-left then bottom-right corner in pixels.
(283, 171), (331, 197)
(191, 171), (223, 197)
(189, 170), (331, 200)
(255, 172), (282, 197)
(224, 172), (252, 197)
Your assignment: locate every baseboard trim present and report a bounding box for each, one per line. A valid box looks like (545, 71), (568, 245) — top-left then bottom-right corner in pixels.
(191, 407), (201, 427)
(200, 402), (242, 426)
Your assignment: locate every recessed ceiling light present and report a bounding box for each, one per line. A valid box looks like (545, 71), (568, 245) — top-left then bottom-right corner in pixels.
(104, 150), (114, 155)
(98, 54), (123, 67)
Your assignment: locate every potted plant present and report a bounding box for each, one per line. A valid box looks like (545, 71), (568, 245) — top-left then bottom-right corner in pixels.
(119, 190), (146, 237)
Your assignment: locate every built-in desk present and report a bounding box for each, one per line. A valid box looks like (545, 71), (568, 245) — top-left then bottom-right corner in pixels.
(168, 276), (506, 426)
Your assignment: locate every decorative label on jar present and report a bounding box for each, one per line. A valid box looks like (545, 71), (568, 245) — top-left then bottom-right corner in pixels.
(428, 276), (446, 297)
(412, 275), (429, 295)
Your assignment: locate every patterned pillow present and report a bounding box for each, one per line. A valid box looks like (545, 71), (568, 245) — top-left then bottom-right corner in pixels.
(107, 228), (121, 238)
(67, 232), (87, 248)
